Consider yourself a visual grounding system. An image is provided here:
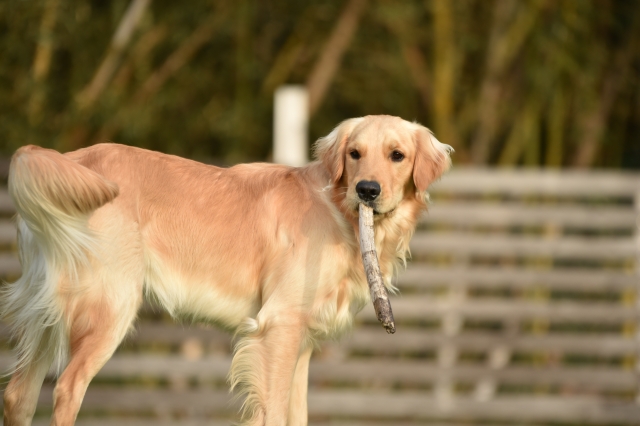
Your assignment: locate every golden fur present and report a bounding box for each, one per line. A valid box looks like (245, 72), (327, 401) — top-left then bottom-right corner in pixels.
(1, 115), (451, 425)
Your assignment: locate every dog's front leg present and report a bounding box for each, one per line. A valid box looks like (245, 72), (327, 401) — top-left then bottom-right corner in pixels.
(230, 314), (306, 426)
(287, 346), (313, 426)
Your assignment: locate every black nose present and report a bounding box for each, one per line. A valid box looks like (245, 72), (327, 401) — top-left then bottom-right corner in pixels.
(356, 180), (381, 202)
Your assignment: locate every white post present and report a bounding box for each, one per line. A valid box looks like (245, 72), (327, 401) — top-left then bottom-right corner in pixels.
(273, 85), (308, 167)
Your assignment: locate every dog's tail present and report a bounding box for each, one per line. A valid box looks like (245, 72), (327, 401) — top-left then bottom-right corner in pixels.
(1, 145), (119, 375)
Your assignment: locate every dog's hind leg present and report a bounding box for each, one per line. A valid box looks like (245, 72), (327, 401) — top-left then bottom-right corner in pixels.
(49, 286), (141, 426)
(3, 348), (55, 426)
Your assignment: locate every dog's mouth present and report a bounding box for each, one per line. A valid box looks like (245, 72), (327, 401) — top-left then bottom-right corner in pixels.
(350, 194), (397, 217)
(355, 202), (395, 216)
(356, 200), (378, 213)
(374, 207), (396, 216)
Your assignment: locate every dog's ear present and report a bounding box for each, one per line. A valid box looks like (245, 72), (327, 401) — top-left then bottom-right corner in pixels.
(412, 125), (453, 193)
(314, 118), (364, 183)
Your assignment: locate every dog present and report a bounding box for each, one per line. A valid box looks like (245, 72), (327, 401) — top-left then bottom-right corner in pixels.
(1, 115), (451, 425)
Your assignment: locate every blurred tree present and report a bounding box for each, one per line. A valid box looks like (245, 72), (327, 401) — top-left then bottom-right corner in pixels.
(0, 0), (638, 168)
(28, 0), (61, 125)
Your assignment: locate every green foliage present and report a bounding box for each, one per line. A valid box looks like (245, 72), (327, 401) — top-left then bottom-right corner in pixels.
(0, 0), (638, 168)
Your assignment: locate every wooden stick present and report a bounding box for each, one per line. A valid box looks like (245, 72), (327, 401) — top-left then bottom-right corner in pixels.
(358, 204), (396, 334)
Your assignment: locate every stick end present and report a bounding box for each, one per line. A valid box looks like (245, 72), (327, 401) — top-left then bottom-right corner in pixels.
(373, 298), (396, 334)
(384, 322), (396, 334)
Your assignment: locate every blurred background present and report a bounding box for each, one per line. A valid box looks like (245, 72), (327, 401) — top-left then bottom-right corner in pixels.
(1, 1), (640, 425)
(1, 0), (639, 167)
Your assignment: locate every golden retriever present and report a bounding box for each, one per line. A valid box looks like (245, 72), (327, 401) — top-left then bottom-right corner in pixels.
(1, 115), (451, 425)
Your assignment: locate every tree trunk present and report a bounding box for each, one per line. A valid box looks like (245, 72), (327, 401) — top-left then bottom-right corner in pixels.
(572, 42), (636, 168)
(111, 25), (168, 96)
(261, 5), (317, 95)
(96, 6), (229, 142)
(131, 10), (227, 105)
(431, 0), (459, 149)
(28, 0), (61, 124)
(470, 0), (543, 164)
(307, 0), (367, 116)
(498, 100), (540, 166)
(381, 8), (432, 118)
(545, 89), (565, 168)
(76, 0), (151, 111)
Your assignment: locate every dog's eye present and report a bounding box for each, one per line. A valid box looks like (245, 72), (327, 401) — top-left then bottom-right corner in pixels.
(350, 150), (361, 160)
(391, 151), (404, 162)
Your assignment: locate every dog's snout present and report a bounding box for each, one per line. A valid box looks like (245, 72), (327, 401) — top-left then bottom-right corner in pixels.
(356, 180), (381, 202)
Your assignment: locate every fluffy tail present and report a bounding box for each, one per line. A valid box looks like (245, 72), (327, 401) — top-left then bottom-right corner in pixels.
(1, 145), (119, 375)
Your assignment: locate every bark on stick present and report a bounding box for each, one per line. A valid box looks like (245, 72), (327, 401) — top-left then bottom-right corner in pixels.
(358, 204), (396, 334)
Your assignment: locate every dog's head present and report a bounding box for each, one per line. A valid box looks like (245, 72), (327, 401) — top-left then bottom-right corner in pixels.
(314, 115), (452, 215)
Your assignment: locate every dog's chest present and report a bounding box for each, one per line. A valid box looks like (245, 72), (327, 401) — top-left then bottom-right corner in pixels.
(308, 273), (368, 340)
(307, 246), (395, 340)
